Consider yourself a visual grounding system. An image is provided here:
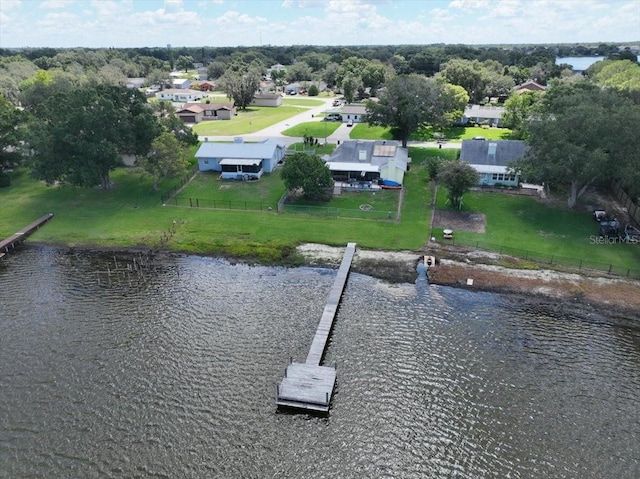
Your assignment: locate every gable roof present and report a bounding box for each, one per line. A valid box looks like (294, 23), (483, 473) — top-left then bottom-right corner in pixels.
(514, 80), (546, 93)
(196, 138), (285, 160)
(177, 102), (234, 113)
(325, 140), (408, 168)
(341, 104), (367, 115)
(463, 104), (505, 119)
(460, 139), (528, 166)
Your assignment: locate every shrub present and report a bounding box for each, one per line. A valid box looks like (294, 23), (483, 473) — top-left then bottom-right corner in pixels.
(0, 171), (11, 187)
(307, 85), (319, 96)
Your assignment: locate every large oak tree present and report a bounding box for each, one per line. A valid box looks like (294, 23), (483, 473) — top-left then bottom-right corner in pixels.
(30, 85), (161, 189)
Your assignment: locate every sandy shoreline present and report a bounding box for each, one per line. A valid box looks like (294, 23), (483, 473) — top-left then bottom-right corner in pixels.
(296, 243), (640, 320)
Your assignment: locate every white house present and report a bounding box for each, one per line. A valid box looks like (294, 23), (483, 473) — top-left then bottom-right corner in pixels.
(460, 139), (528, 187)
(155, 89), (208, 102)
(195, 138), (286, 180)
(341, 104), (367, 123)
(457, 104), (505, 127)
(250, 93), (283, 107)
(172, 78), (191, 89)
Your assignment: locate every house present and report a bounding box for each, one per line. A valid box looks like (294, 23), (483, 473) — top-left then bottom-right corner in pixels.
(457, 105), (505, 127)
(513, 80), (546, 94)
(460, 139), (528, 187)
(125, 78), (146, 89)
(195, 138), (286, 180)
(251, 93), (283, 107)
(176, 102), (236, 123)
(323, 140), (410, 186)
(155, 89), (209, 103)
(341, 104), (367, 123)
(197, 81), (215, 91)
(172, 78), (191, 89)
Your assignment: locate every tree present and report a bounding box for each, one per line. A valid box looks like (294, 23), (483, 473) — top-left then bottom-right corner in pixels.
(341, 74), (362, 104)
(285, 61), (312, 83)
(29, 85), (161, 189)
(217, 65), (261, 110)
(514, 83), (627, 208)
(438, 58), (489, 104)
(501, 91), (541, 138)
(437, 160), (479, 210)
(365, 74), (446, 148)
(0, 96), (28, 185)
(280, 152), (334, 201)
(206, 61), (226, 80)
(431, 83), (469, 132)
(176, 55), (194, 72)
(307, 84), (319, 96)
(140, 132), (190, 190)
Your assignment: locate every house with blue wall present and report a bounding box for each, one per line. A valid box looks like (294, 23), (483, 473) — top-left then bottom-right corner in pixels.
(460, 139), (528, 187)
(195, 138), (286, 180)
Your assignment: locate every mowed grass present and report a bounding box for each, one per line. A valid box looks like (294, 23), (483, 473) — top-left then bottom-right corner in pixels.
(191, 106), (311, 136)
(349, 124), (512, 142)
(434, 187), (640, 267)
(281, 121), (342, 138)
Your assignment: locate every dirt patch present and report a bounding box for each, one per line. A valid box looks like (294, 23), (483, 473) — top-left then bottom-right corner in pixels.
(432, 209), (486, 233)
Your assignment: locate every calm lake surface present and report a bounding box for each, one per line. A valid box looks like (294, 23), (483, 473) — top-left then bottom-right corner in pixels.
(556, 56), (605, 70)
(1, 246), (638, 478)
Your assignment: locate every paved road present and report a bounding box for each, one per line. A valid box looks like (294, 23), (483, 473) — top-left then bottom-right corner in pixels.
(197, 97), (461, 149)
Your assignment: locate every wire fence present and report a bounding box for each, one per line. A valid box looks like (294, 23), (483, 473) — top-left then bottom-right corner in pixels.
(440, 236), (640, 279)
(162, 195), (278, 212)
(160, 165), (199, 205)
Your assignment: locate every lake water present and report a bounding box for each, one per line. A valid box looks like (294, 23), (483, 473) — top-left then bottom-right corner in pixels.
(556, 56), (606, 71)
(1, 246), (639, 478)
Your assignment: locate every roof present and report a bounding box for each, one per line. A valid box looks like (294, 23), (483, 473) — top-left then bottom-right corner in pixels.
(469, 164), (510, 174)
(326, 162), (379, 172)
(341, 104), (367, 115)
(178, 102), (234, 113)
(325, 140), (408, 169)
(460, 140), (528, 166)
(463, 104), (505, 119)
(196, 139), (285, 160)
(514, 80), (546, 93)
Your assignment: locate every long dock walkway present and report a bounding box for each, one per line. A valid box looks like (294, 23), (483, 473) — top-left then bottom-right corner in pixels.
(0, 214), (54, 257)
(276, 242), (356, 413)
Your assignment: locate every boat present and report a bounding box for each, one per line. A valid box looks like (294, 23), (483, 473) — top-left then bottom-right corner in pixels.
(380, 179), (402, 189)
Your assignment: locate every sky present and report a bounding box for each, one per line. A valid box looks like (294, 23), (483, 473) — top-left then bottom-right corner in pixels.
(0, 0), (638, 49)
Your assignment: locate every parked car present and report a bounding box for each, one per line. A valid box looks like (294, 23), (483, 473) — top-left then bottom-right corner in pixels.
(347, 120), (354, 127)
(324, 113), (342, 121)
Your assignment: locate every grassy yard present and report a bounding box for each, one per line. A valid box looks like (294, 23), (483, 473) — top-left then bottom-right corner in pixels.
(281, 121), (342, 138)
(434, 186), (640, 268)
(192, 105), (311, 136)
(282, 98), (325, 107)
(349, 124), (512, 142)
(2, 143), (637, 271)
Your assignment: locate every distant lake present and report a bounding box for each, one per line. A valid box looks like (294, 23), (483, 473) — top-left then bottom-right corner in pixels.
(556, 56), (606, 71)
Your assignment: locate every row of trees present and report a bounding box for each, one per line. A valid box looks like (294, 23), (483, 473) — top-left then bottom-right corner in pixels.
(0, 84), (197, 190)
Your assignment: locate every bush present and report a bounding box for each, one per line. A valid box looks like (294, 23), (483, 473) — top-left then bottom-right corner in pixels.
(307, 85), (319, 96)
(0, 171), (11, 187)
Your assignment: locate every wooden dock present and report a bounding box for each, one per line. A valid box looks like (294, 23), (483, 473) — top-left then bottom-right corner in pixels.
(0, 214), (54, 255)
(276, 242), (356, 413)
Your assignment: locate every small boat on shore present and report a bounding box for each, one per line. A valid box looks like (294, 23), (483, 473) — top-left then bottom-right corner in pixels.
(380, 179), (402, 189)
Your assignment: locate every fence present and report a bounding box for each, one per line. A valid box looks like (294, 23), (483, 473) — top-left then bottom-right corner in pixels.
(611, 180), (640, 225)
(441, 237), (640, 279)
(160, 165), (199, 205)
(163, 195), (278, 212)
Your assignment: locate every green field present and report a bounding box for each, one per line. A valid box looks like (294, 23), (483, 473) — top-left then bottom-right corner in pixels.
(192, 106), (311, 136)
(281, 121), (342, 138)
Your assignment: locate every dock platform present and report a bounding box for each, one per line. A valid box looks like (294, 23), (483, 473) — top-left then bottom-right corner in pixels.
(0, 214), (54, 254)
(276, 242), (356, 413)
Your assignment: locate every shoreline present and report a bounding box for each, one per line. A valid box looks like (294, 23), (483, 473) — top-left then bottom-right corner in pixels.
(296, 243), (640, 320)
(16, 241), (640, 320)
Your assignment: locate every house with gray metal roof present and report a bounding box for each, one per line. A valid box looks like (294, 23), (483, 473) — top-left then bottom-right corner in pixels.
(460, 139), (528, 187)
(456, 104), (505, 127)
(323, 140), (409, 186)
(195, 138), (286, 180)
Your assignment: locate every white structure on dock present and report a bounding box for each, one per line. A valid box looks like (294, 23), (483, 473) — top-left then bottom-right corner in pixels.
(276, 242), (356, 413)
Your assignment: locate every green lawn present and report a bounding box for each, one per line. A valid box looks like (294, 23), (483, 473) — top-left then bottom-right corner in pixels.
(2, 145), (637, 272)
(192, 106), (310, 136)
(282, 98), (325, 107)
(349, 124), (512, 142)
(434, 187), (640, 268)
(281, 121), (342, 138)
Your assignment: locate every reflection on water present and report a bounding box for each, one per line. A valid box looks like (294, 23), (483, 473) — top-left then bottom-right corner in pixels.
(1, 246), (638, 478)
